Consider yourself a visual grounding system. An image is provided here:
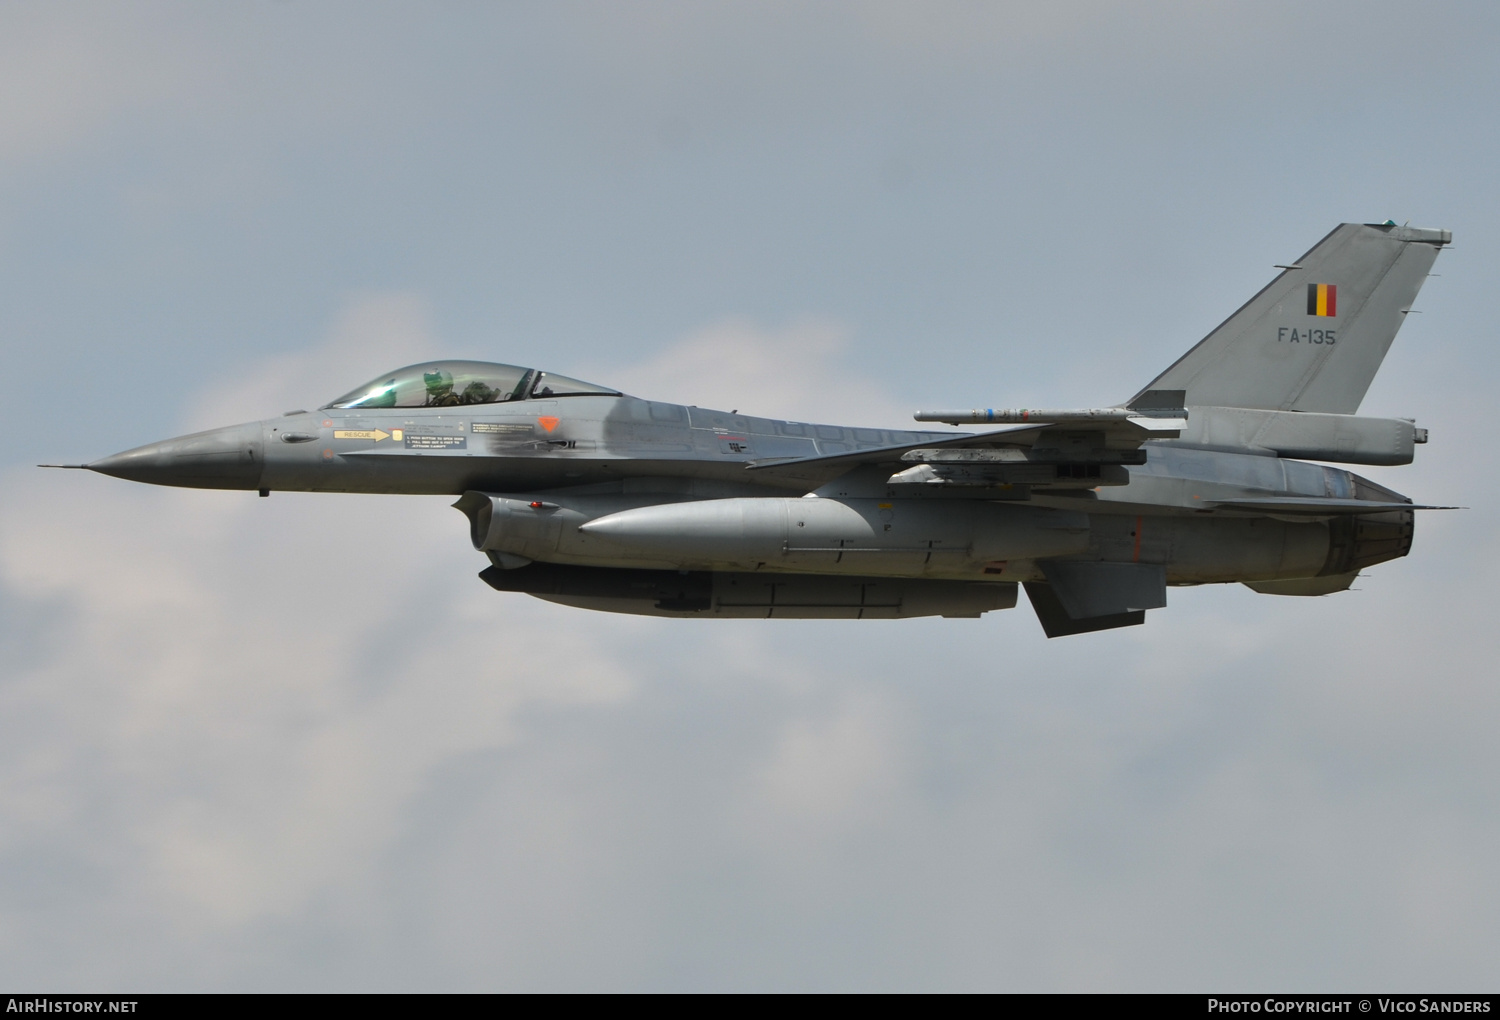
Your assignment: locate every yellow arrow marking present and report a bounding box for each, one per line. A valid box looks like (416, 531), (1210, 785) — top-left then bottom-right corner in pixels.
(332, 429), (391, 442)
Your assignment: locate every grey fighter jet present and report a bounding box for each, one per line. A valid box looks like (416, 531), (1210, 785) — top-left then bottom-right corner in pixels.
(63, 222), (1453, 636)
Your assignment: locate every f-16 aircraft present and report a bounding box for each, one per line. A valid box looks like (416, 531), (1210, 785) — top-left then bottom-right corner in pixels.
(60, 222), (1453, 636)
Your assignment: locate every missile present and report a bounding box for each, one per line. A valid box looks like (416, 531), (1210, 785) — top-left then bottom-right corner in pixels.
(912, 407), (1187, 427)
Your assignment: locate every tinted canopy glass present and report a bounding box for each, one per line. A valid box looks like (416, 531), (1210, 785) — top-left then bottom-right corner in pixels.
(527, 371), (621, 398)
(325, 360), (618, 409)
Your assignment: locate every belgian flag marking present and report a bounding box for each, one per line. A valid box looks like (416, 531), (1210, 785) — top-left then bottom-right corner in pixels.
(1306, 283), (1337, 317)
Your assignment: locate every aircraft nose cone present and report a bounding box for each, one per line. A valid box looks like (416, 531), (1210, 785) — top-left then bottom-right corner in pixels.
(88, 423), (264, 490)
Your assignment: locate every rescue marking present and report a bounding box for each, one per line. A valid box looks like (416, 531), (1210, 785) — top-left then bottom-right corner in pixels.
(332, 429), (391, 442)
(472, 422), (533, 435)
(538, 416), (560, 433)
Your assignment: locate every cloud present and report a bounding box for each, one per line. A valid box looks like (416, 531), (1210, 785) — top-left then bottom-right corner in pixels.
(1, 1), (1498, 987)
(0, 296), (642, 983)
(741, 692), (911, 844)
(0, 476), (639, 934)
(0, 7), (186, 169)
(5, 282), (1500, 989)
(3, 293), (1500, 988)
(181, 292), (441, 431)
(600, 317), (917, 429)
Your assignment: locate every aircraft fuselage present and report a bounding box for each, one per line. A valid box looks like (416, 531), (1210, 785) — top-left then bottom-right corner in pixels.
(87, 393), (1412, 595)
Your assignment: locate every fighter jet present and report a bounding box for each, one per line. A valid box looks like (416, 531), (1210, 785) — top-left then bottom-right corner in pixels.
(59, 221), (1453, 636)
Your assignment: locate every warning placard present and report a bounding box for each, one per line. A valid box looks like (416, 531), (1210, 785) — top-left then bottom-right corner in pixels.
(405, 434), (467, 450)
(472, 422), (533, 435)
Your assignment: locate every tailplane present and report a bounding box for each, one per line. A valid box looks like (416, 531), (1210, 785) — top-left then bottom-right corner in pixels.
(1133, 222), (1449, 414)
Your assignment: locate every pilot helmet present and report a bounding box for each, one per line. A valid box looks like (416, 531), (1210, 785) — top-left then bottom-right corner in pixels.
(423, 369), (454, 391)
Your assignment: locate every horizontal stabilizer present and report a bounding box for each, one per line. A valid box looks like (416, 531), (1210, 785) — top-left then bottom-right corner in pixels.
(1178, 407), (1425, 466)
(1205, 497), (1455, 515)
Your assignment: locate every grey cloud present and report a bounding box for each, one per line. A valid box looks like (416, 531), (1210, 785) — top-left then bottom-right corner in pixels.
(594, 316), (915, 428)
(2, 0), (1498, 992)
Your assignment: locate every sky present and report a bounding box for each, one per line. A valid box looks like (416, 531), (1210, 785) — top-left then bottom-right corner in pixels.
(1, 0), (1498, 991)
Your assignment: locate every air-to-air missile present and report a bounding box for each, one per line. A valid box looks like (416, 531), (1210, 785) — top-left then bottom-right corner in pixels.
(53, 222), (1455, 635)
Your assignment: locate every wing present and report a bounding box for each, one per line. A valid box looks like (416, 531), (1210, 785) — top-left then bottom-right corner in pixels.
(744, 413), (1183, 491)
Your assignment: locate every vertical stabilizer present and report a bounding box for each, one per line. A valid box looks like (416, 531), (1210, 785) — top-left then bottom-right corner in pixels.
(1132, 223), (1449, 414)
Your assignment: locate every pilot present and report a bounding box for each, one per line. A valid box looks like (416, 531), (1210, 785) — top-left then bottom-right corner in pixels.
(459, 380), (500, 404)
(423, 369), (461, 406)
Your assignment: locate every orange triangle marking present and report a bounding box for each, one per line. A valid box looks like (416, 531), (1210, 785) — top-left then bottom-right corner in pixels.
(537, 416), (560, 433)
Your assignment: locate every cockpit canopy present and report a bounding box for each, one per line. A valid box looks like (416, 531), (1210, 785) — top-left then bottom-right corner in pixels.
(325, 360), (619, 409)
